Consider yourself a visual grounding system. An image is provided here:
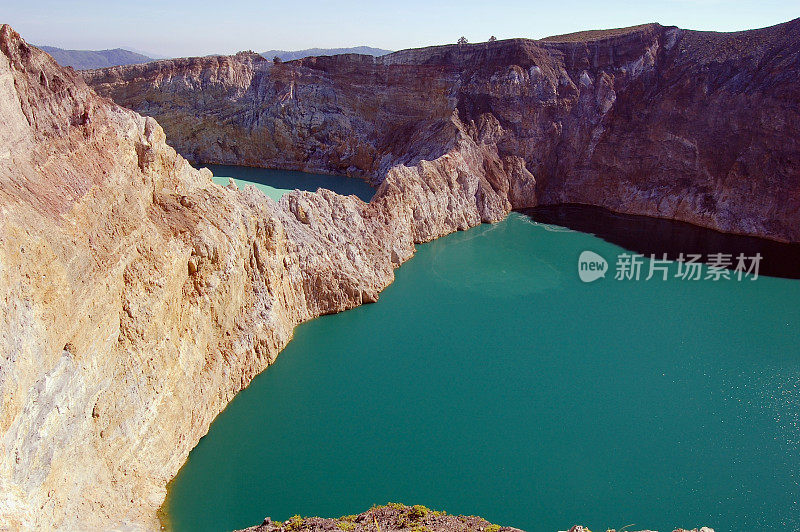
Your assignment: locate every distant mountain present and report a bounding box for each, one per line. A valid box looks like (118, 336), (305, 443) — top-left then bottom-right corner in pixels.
(127, 48), (170, 60)
(261, 46), (392, 61)
(37, 46), (154, 69)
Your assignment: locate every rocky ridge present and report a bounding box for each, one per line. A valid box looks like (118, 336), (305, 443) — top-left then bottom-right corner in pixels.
(83, 20), (800, 242)
(0, 23), (552, 530)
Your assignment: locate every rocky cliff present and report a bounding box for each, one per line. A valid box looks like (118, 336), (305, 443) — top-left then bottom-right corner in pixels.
(0, 25), (516, 530)
(83, 20), (800, 242)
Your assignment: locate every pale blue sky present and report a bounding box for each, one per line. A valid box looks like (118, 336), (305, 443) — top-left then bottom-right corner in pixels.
(4, 0), (797, 58)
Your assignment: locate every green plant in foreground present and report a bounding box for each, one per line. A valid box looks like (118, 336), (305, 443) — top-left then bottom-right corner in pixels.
(409, 505), (429, 520)
(484, 525), (501, 532)
(337, 521), (356, 531)
(285, 515), (304, 531)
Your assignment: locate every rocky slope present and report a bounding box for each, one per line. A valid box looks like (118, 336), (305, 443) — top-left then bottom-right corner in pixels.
(0, 24), (542, 530)
(84, 20), (800, 242)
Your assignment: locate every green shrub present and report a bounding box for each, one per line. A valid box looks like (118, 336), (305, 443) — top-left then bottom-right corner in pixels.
(285, 515), (304, 531)
(409, 505), (429, 520)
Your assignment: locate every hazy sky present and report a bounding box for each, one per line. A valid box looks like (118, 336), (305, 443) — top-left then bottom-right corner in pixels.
(4, 0), (797, 58)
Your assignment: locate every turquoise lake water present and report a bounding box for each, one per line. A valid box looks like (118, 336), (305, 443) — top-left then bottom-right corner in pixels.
(206, 164), (375, 202)
(167, 169), (800, 532)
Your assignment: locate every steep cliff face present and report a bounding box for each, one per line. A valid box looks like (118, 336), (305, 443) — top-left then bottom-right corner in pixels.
(84, 20), (800, 241)
(0, 24), (532, 529)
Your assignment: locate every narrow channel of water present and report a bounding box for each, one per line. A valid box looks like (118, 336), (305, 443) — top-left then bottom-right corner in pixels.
(205, 164), (375, 202)
(166, 168), (800, 532)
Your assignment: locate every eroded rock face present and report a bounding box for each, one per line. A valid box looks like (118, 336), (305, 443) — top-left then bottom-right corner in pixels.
(0, 25), (529, 530)
(84, 20), (800, 242)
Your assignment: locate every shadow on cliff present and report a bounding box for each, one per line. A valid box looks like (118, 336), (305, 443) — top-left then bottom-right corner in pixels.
(522, 204), (800, 279)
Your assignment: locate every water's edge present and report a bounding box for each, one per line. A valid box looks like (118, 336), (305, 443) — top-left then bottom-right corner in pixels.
(523, 204), (800, 279)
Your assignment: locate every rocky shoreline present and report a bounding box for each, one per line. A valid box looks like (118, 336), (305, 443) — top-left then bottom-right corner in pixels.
(0, 17), (795, 530)
(234, 504), (712, 532)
